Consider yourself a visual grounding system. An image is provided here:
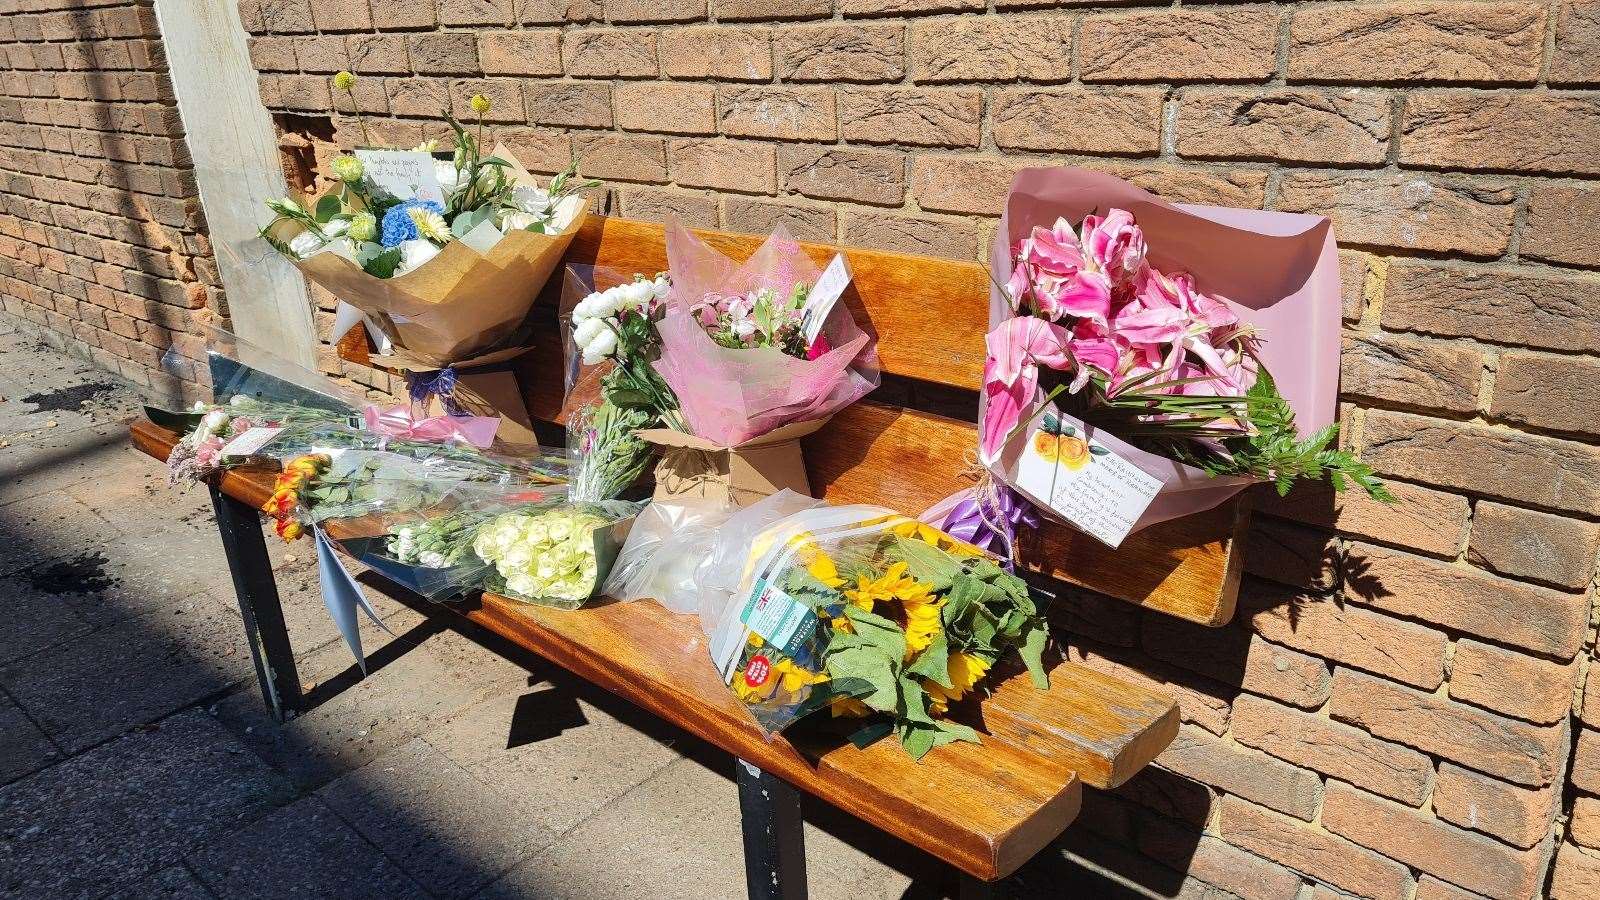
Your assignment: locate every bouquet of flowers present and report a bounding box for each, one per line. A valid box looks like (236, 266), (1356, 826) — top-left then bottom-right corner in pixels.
(934, 167), (1390, 552)
(258, 74), (596, 368)
(702, 500), (1049, 759)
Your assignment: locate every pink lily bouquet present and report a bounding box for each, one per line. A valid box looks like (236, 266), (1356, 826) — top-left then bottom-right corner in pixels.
(937, 168), (1389, 552)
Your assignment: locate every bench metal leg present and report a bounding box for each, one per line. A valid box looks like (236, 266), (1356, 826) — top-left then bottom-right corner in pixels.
(959, 873), (998, 900)
(210, 485), (301, 721)
(736, 759), (808, 900)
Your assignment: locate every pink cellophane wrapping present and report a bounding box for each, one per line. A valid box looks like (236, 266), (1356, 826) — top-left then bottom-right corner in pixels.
(653, 222), (880, 446)
(983, 167), (1342, 534)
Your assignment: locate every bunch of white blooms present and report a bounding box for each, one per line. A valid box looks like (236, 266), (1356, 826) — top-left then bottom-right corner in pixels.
(570, 274), (671, 366)
(472, 507), (611, 605)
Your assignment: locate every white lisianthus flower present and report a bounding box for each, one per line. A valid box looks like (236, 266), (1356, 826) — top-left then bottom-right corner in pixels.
(434, 159), (461, 197)
(322, 218), (350, 238)
(287, 230), (325, 259)
(395, 238), (441, 276)
(510, 185), (552, 216)
(500, 211), (537, 232)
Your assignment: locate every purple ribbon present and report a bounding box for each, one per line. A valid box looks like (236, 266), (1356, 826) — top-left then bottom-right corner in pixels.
(938, 484), (1040, 572)
(406, 367), (462, 415)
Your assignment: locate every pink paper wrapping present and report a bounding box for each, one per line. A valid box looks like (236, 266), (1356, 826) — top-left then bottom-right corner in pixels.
(978, 167), (1342, 535)
(652, 222), (880, 446)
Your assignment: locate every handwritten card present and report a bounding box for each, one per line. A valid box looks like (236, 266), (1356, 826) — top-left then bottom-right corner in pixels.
(1010, 407), (1162, 548)
(219, 426), (284, 460)
(353, 149), (444, 206)
(802, 253), (851, 346)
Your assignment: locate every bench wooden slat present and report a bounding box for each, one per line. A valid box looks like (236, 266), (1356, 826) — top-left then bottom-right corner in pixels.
(130, 419), (1182, 880)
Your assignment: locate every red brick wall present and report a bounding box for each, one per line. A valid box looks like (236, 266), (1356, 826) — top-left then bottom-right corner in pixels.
(13, 0), (1600, 895)
(0, 0), (221, 403)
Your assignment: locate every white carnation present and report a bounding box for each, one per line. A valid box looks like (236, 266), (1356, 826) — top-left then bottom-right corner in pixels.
(511, 185), (552, 216)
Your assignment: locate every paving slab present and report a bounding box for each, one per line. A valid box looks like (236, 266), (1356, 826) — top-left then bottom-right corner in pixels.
(0, 594), (253, 753)
(0, 573), (97, 666)
(480, 756), (919, 900)
(104, 865), (216, 900)
(0, 487), (127, 576)
(0, 690), (59, 786)
(187, 796), (429, 900)
(320, 736), (558, 899)
(422, 679), (684, 836)
(0, 420), (140, 507)
(0, 709), (291, 900)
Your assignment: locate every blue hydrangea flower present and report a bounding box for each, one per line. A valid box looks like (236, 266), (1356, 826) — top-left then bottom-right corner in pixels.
(379, 199), (445, 248)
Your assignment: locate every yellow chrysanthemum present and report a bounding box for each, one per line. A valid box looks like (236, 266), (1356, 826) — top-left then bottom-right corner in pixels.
(923, 652), (992, 717)
(408, 206), (451, 244)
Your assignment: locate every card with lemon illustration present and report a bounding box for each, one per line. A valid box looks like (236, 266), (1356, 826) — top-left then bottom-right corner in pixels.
(1012, 406), (1163, 549)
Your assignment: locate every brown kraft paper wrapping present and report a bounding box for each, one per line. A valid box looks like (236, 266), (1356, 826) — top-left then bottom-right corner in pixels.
(638, 417), (830, 506)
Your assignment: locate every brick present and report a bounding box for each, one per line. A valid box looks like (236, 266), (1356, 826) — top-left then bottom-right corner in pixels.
(1404, 91), (1600, 176)
(247, 37), (296, 72)
(1432, 762), (1559, 849)
(1551, 842), (1600, 899)
(1587, 678), (1600, 729)
(658, 27), (772, 82)
(1330, 669), (1567, 787)
(258, 0), (315, 32)
(775, 23), (903, 83)
(1551, 1), (1600, 85)
(844, 0), (983, 13)
(1363, 408), (1600, 520)
(1081, 9), (1277, 83)
(908, 154), (1027, 216)
(1385, 262), (1600, 351)
(618, 187), (718, 228)
(346, 35), (409, 76)
(717, 87), (835, 141)
(438, 0), (511, 26)
(384, 78), (453, 119)
(1575, 729), (1600, 794)
(777, 146), (903, 206)
(562, 29), (657, 78)
(449, 79), (524, 123)
(909, 15), (1072, 83)
(1492, 352), (1600, 442)
(1232, 694), (1432, 805)
(712, 0), (832, 21)
(515, 0), (602, 24)
(722, 197), (835, 243)
(1066, 643), (1235, 736)
(1244, 517), (1338, 591)
(1178, 88), (1389, 165)
(1242, 639), (1333, 710)
(1322, 781), (1550, 898)
(1469, 500), (1600, 591)
(571, 133), (666, 183)
(1100, 164), (1269, 209)
(1523, 183), (1600, 268)
(311, 0), (372, 30)
(1573, 796), (1600, 849)
(1155, 724), (1322, 821)
(1245, 581), (1447, 688)
(1218, 795), (1414, 899)
(838, 88), (981, 148)
(1275, 172), (1516, 257)
(604, 0), (705, 23)
(1110, 765), (1213, 828)
(1455, 638), (1581, 725)
(614, 83), (717, 135)
(476, 31), (562, 76)
(526, 81), (612, 129)
(1347, 541), (1588, 659)
(991, 88), (1162, 155)
(1290, 2), (1546, 83)
(1339, 333), (1480, 414)
(1142, 615), (1331, 708)
(406, 33), (479, 76)
(1255, 479), (1468, 559)
(1414, 876), (1490, 900)
(1138, 820), (1305, 900)
(667, 138), (776, 193)
(840, 211), (977, 261)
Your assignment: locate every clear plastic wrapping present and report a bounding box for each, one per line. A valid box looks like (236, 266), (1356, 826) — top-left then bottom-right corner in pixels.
(693, 496), (1051, 758)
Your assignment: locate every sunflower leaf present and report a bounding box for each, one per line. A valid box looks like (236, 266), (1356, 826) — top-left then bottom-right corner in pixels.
(885, 535), (959, 591)
(907, 630), (952, 689)
(824, 646), (899, 712)
(1019, 622), (1050, 689)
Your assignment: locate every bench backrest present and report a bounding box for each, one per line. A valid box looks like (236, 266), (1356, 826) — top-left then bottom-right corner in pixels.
(341, 215), (1247, 626)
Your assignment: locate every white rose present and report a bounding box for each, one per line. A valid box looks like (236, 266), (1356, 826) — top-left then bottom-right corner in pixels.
(572, 317), (606, 350)
(395, 238), (441, 276)
(511, 185), (552, 215)
(434, 160), (461, 196)
(420, 550), (446, 568)
(287, 230), (325, 259)
(500, 211), (536, 232)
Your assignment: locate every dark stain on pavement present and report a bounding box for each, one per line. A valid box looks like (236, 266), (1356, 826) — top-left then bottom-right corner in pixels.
(27, 551), (119, 596)
(20, 382), (119, 414)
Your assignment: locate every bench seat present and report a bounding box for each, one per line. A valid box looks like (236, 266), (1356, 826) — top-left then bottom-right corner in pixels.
(130, 419), (1178, 881)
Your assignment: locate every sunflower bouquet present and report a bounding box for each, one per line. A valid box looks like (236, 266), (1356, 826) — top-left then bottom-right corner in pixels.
(707, 504), (1050, 759)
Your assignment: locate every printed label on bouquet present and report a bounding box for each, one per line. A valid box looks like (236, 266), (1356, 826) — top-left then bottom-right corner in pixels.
(1012, 411), (1161, 548)
(801, 253), (851, 346)
(741, 578), (813, 654)
(219, 426), (284, 460)
(354, 149), (444, 206)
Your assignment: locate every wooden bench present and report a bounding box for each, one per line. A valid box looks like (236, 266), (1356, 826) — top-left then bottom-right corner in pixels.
(131, 214), (1254, 898)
